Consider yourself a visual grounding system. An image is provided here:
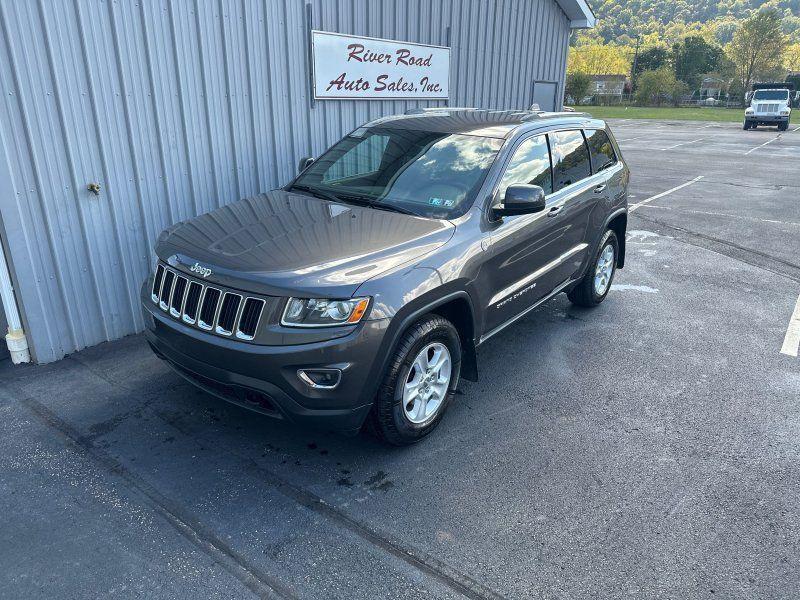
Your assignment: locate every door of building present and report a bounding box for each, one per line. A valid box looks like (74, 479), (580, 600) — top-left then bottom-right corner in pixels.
(532, 81), (559, 111)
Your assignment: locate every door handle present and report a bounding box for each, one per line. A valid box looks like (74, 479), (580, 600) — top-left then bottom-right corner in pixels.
(594, 184), (607, 194)
(547, 205), (563, 217)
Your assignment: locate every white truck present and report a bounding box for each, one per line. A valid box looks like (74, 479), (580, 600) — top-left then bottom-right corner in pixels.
(743, 87), (792, 131)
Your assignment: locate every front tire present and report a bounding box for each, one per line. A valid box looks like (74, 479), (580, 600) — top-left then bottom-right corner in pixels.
(567, 229), (619, 307)
(370, 315), (461, 445)
(778, 121), (788, 132)
(743, 119), (751, 130)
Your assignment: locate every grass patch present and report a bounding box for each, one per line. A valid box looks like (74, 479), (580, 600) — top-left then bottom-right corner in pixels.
(574, 105), (744, 123)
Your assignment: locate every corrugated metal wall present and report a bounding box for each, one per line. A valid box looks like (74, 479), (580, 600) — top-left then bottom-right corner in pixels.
(0, 0), (570, 363)
(0, 303), (7, 360)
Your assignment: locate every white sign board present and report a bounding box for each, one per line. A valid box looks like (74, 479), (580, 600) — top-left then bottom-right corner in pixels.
(311, 31), (450, 100)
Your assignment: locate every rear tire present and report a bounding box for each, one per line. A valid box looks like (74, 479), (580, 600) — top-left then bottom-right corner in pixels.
(369, 315), (461, 445)
(567, 229), (618, 307)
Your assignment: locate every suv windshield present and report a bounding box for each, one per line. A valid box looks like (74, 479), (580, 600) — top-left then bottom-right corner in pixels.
(291, 127), (504, 219)
(753, 90), (789, 101)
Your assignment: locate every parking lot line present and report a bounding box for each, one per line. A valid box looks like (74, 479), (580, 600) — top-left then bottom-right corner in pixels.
(793, 125), (800, 132)
(616, 136), (644, 142)
(637, 205), (800, 228)
(745, 135), (781, 155)
(660, 138), (704, 151)
(628, 176), (704, 213)
(781, 293), (800, 357)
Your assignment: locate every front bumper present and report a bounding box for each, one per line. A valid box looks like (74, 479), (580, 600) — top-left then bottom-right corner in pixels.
(141, 283), (389, 433)
(746, 114), (789, 124)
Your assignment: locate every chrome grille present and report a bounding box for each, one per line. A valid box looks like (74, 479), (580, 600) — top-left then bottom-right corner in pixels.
(198, 287), (222, 330)
(150, 264), (267, 341)
(170, 276), (188, 317)
(159, 270), (175, 310)
(236, 298), (264, 340)
(216, 293), (242, 335)
(152, 264), (165, 302)
(756, 102), (779, 114)
(182, 282), (203, 324)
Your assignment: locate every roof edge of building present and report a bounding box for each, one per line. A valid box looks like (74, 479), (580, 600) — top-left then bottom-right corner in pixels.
(556, 0), (596, 29)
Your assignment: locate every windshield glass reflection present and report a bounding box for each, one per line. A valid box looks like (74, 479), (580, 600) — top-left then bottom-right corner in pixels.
(293, 127), (504, 218)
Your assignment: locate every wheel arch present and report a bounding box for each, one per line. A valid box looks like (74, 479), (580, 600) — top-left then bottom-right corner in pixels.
(372, 291), (480, 396)
(605, 209), (628, 268)
(429, 296), (478, 382)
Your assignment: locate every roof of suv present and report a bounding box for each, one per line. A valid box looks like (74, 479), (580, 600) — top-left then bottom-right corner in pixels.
(361, 108), (599, 139)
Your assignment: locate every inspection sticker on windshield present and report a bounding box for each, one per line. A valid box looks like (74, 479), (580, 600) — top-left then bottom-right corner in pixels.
(429, 197), (455, 207)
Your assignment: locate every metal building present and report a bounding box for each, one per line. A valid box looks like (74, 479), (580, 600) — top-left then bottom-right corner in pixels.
(0, 0), (593, 364)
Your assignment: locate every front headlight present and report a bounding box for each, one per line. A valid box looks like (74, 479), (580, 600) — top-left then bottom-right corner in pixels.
(281, 297), (370, 327)
(745, 108), (754, 114)
(780, 109), (790, 115)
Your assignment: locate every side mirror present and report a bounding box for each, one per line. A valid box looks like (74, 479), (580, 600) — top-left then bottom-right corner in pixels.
(491, 184), (546, 219)
(297, 156), (314, 174)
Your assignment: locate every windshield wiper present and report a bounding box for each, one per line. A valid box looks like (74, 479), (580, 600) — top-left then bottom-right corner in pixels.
(289, 184), (341, 203)
(328, 192), (420, 217)
(290, 184), (421, 217)
(365, 202), (420, 217)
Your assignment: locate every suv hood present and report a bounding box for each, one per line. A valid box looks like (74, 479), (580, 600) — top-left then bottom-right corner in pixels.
(156, 190), (454, 298)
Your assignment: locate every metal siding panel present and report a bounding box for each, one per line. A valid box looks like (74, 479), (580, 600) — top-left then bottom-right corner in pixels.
(0, 302), (6, 360)
(518, 0), (533, 106)
(494, 0), (509, 108)
(0, 1), (77, 360)
(38, 1), (114, 343)
(532, 0), (548, 103)
(75, 1), (149, 339)
(0, 0), (571, 363)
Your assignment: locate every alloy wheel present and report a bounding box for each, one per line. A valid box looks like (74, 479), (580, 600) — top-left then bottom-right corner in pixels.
(594, 244), (615, 296)
(402, 342), (452, 424)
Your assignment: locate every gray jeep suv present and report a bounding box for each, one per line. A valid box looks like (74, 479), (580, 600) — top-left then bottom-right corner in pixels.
(142, 108), (629, 445)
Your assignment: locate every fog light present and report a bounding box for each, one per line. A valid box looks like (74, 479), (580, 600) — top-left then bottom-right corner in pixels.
(297, 368), (342, 389)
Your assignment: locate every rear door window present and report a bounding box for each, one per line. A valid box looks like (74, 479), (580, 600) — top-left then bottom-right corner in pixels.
(496, 135), (553, 197)
(584, 129), (617, 173)
(548, 130), (591, 191)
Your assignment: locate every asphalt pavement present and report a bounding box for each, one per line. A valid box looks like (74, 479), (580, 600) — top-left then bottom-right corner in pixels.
(1, 118), (799, 599)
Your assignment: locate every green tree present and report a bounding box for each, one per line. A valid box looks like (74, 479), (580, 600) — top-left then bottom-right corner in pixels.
(727, 10), (789, 104)
(571, 1), (800, 48)
(672, 36), (724, 90)
(638, 46), (670, 73)
(635, 67), (689, 106)
(565, 72), (592, 103)
(632, 46), (670, 89)
(784, 43), (800, 71)
(568, 43), (632, 75)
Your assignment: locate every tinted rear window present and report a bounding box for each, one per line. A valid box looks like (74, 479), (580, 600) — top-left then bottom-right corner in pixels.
(549, 130), (591, 191)
(584, 129), (617, 173)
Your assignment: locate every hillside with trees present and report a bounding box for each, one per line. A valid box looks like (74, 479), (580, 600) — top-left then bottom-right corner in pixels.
(585, 0), (800, 46)
(567, 1), (800, 106)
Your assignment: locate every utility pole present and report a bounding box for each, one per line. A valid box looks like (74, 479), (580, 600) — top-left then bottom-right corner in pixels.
(631, 35), (641, 93)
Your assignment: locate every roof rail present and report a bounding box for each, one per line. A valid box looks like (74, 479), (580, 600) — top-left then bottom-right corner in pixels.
(519, 110), (591, 121)
(403, 107), (480, 115)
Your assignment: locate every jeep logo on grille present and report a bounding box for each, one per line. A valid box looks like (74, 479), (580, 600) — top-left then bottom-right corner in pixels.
(189, 262), (212, 278)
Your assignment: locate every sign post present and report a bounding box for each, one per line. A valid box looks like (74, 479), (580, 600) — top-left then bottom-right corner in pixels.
(311, 31), (450, 101)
